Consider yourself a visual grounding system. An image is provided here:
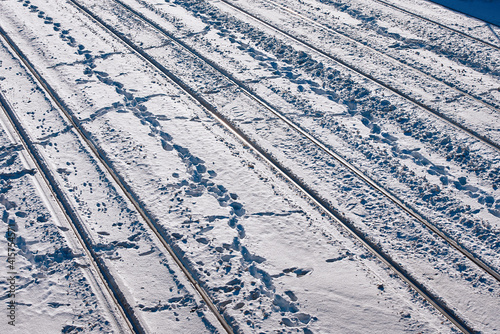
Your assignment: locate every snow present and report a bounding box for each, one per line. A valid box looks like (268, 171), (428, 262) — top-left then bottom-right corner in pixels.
(0, 0), (499, 333)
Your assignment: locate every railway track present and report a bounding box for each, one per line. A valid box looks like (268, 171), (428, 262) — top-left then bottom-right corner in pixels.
(75, 0), (500, 286)
(374, 0), (500, 50)
(0, 88), (137, 333)
(259, 0), (500, 113)
(0, 93), (135, 333)
(51, 1), (491, 332)
(211, 0), (500, 152)
(0, 24), (233, 334)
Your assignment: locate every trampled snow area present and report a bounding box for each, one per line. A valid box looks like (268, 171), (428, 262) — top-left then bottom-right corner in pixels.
(0, 0), (499, 333)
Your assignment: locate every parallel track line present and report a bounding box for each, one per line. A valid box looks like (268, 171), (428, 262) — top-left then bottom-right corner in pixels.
(105, 0), (500, 285)
(263, 0), (500, 113)
(0, 74), (138, 333)
(65, 1), (477, 332)
(0, 103), (132, 333)
(0, 23), (232, 334)
(215, 0), (500, 152)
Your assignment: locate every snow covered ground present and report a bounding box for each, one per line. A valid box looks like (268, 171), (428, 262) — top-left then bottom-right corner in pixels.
(0, 0), (499, 333)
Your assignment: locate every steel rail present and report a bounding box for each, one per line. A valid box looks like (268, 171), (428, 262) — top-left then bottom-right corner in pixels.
(213, 0), (500, 152)
(0, 101), (132, 334)
(0, 73), (137, 333)
(262, 0), (500, 113)
(96, 0), (500, 285)
(0, 23), (232, 334)
(65, 1), (476, 332)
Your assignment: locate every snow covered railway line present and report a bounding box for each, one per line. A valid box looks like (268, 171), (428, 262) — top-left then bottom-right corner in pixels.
(158, 0), (500, 270)
(78, 0), (500, 282)
(27, 0), (500, 332)
(280, 0), (500, 104)
(1, 16), (234, 334)
(213, 0), (500, 151)
(0, 22), (226, 334)
(123, 0), (500, 289)
(260, 0), (500, 114)
(0, 94), (132, 332)
(80, 0), (500, 286)
(0, 92), (135, 334)
(0, 1), (466, 333)
(2, 0), (500, 332)
(147, 0), (500, 196)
